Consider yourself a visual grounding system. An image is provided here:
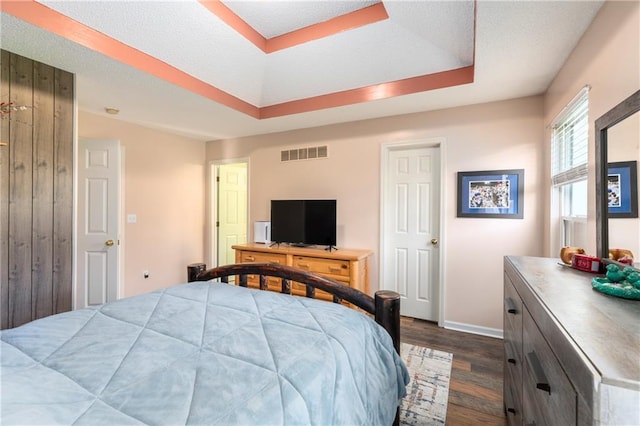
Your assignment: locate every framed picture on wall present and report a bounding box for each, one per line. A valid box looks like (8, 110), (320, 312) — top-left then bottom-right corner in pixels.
(457, 169), (524, 219)
(608, 161), (638, 218)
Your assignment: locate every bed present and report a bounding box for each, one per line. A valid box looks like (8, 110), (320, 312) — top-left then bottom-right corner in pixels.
(1, 262), (409, 425)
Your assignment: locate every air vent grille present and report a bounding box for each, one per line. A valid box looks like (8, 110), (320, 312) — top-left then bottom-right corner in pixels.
(281, 145), (328, 162)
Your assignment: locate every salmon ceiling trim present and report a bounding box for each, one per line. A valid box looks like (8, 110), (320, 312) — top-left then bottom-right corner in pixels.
(0, 0), (260, 118)
(199, 1), (390, 53)
(1, 0), (476, 120)
(261, 66), (475, 119)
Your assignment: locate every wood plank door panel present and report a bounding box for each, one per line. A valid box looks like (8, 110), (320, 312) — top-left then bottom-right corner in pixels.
(0, 49), (74, 329)
(8, 53), (34, 328)
(32, 60), (55, 320)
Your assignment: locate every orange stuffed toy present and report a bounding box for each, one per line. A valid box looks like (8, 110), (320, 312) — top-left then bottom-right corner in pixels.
(560, 246), (586, 264)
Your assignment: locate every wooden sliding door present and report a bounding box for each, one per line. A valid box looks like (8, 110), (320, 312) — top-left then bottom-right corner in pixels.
(0, 49), (74, 329)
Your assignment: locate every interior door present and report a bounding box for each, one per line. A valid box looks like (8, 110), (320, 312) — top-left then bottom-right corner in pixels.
(216, 162), (247, 266)
(77, 138), (120, 308)
(382, 145), (440, 321)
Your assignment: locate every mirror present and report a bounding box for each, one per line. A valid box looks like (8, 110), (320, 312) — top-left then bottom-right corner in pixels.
(595, 89), (640, 268)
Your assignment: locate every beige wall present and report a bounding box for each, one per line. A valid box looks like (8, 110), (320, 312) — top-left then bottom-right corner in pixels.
(205, 1), (640, 333)
(79, 111), (206, 297)
(544, 0), (640, 256)
(207, 96), (545, 332)
(84, 0), (638, 334)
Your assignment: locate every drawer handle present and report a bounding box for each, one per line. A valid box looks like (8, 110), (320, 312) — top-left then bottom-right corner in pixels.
(526, 351), (551, 394)
(505, 342), (517, 365)
(505, 297), (517, 314)
(298, 263), (310, 268)
(246, 256), (255, 261)
(329, 267), (341, 272)
(507, 408), (516, 415)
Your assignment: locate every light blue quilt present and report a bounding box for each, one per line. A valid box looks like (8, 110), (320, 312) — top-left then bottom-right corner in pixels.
(1, 282), (408, 425)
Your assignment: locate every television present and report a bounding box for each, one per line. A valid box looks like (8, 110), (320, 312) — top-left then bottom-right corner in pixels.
(270, 200), (337, 248)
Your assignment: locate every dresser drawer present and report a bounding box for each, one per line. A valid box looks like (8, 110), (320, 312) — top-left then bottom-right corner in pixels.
(504, 274), (523, 365)
(504, 365), (523, 426)
(290, 279), (348, 302)
(292, 256), (350, 277)
(523, 310), (576, 425)
(237, 251), (286, 292)
(238, 251), (286, 265)
(504, 274), (524, 423)
(246, 275), (283, 293)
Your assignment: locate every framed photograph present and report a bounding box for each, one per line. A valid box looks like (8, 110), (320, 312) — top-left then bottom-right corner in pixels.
(457, 169), (524, 218)
(608, 161), (638, 218)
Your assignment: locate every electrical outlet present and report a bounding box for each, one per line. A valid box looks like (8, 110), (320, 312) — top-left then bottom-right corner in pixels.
(143, 271), (149, 279)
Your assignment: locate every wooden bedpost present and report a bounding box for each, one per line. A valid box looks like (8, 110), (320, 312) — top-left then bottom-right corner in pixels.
(375, 290), (401, 426)
(374, 290), (401, 354)
(187, 263), (206, 282)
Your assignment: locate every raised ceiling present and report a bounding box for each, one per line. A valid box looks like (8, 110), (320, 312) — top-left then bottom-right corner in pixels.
(0, 0), (603, 141)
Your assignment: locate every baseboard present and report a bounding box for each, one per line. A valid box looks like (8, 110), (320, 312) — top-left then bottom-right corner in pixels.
(442, 320), (504, 339)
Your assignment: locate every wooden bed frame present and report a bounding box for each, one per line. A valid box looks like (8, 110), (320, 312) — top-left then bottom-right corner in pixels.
(187, 262), (402, 425)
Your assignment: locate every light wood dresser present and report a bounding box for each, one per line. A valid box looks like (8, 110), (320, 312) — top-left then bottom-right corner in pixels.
(232, 243), (372, 301)
(503, 256), (640, 425)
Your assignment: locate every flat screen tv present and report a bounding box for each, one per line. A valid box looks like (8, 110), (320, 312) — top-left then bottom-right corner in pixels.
(270, 200), (337, 248)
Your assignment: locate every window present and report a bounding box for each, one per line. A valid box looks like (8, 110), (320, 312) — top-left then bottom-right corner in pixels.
(551, 87), (589, 249)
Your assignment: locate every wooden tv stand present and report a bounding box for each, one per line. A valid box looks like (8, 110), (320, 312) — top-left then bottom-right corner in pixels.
(232, 243), (372, 301)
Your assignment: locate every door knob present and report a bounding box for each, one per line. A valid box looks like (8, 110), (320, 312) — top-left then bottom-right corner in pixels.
(431, 238), (438, 245)
(105, 239), (115, 247)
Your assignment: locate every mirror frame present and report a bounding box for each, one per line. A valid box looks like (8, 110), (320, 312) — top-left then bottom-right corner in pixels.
(595, 89), (640, 259)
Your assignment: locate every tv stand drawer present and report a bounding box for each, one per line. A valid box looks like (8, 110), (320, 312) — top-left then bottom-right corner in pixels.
(292, 256), (350, 277)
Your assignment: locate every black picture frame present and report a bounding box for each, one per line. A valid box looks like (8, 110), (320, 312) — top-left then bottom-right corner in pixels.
(457, 169), (524, 219)
(607, 160), (638, 218)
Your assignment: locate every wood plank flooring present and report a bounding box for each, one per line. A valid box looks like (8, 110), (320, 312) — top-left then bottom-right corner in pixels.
(400, 317), (507, 425)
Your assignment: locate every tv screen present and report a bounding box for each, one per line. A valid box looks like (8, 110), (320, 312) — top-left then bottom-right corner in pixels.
(270, 200), (336, 247)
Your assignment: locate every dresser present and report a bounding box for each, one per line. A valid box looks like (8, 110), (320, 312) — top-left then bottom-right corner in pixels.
(232, 243), (372, 301)
(503, 256), (640, 425)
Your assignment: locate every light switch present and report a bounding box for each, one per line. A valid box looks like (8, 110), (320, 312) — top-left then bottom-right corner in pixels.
(127, 214), (137, 223)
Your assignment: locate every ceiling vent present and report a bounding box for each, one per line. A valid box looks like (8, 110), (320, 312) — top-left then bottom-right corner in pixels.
(281, 145), (328, 162)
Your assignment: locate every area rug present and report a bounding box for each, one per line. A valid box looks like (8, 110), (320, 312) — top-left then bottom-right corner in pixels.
(399, 343), (453, 425)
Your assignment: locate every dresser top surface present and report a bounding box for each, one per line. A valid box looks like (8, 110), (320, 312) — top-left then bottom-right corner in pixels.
(233, 243), (372, 260)
(505, 256), (640, 390)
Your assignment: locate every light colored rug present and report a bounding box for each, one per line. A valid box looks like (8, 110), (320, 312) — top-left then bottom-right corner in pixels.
(399, 343), (453, 425)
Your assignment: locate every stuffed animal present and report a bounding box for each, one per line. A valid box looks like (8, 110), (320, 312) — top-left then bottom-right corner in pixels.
(560, 246), (585, 264)
(605, 264), (626, 283)
(609, 248), (634, 264)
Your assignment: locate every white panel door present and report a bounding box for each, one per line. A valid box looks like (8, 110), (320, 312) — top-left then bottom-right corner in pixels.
(217, 163), (247, 266)
(77, 138), (120, 308)
(383, 146), (440, 320)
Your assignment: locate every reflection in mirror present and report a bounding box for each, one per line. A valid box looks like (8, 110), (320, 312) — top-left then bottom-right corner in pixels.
(595, 89), (640, 270)
(607, 111), (639, 265)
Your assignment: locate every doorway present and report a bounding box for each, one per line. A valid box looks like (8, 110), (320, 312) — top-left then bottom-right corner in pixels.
(77, 138), (121, 309)
(210, 161), (248, 268)
(380, 139), (444, 323)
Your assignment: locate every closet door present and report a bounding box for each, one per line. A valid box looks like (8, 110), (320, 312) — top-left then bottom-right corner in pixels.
(0, 49), (74, 329)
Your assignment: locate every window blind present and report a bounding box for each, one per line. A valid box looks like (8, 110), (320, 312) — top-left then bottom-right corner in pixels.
(551, 86), (589, 186)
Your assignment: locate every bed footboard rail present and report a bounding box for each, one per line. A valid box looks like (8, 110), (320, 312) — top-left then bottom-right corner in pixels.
(187, 262), (400, 352)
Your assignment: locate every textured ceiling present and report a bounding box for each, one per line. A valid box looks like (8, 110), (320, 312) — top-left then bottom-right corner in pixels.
(224, 0), (381, 38)
(0, 0), (604, 141)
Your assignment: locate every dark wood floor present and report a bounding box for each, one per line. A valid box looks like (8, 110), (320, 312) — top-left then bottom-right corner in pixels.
(400, 316), (507, 425)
